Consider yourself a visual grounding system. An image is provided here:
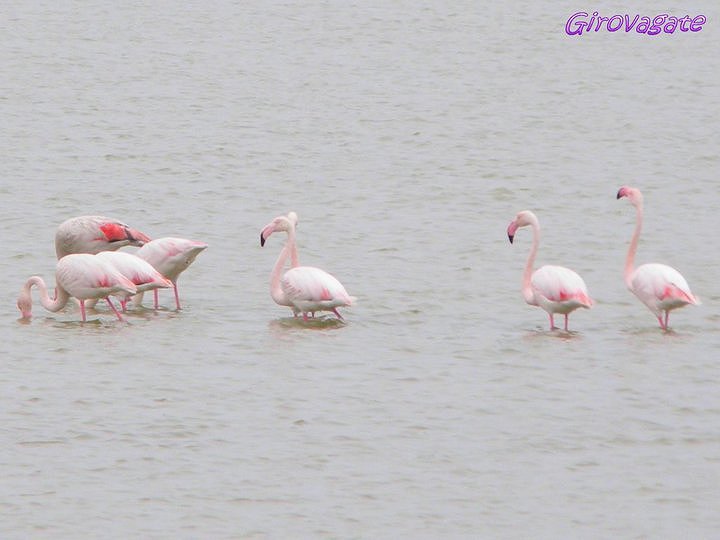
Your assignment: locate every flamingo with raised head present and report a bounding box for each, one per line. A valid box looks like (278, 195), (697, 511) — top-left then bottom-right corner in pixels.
(260, 212), (355, 320)
(17, 254), (137, 322)
(132, 237), (208, 309)
(95, 251), (173, 310)
(617, 186), (699, 330)
(507, 210), (593, 331)
(55, 215), (151, 258)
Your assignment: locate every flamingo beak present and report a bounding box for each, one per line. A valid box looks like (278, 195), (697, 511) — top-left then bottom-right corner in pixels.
(507, 221), (518, 244)
(260, 232), (266, 247)
(616, 187), (627, 199)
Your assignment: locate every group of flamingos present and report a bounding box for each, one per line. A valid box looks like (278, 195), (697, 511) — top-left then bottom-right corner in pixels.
(508, 186), (699, 331)
(16, 185), (700, 330)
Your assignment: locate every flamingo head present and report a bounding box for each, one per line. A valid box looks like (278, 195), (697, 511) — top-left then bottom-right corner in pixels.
(507, 210), (538, 244)
(616, 186), (643, 206)
(260, 213), (296, 247)
(16, 294), (32, 319)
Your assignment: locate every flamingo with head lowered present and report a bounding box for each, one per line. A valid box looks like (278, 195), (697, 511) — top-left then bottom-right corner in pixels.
(132, 237), (208, 310)
(260, 211), (355, 321)
(95, 251), (173, 310)
(507, 210), (593, 331)
(617, 186), (700, 330)
(55, 215), (151, 258)
(17, 254), (137, 322)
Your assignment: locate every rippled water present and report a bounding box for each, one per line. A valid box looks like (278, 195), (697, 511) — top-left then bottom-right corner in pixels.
(2, 2), (719, 538)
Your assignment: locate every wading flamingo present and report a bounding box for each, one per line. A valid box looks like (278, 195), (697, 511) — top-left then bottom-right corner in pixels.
(507, 210), (593, 331)
(132, 237), (208, 309)
(260, 211), (355, 320)
(617, 186), (699, 330)
(17, 254), (137, 322)
(95, 251), (173, 310)
(55, 215), (151, 258)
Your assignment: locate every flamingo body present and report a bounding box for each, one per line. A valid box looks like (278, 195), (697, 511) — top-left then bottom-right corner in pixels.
(17, 254), (137, 321)
(132, 237), (208, 309)
(55, 215), (151, 258)
(508, 210), (592, 331)
(617, 186), (699, 329)
(95, 251), (172, 310)
(260, 212), (354, 320)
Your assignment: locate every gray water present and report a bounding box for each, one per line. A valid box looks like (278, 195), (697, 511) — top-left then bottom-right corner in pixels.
(2, 1), (719, 538)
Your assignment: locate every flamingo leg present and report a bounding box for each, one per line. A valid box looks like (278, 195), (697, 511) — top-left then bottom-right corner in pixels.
(548, 314), (555, 330)
(656, 315), (666, 330)
(173, 283), (181, 310)
(80, 300), (87, 322)
(153, 289), (160, 309)
(302, 312), (309, 321)
(120, 298), (128, 312)
(332, 308), (344, 321)
(564, 314), (569, 332)
(106, 298), (124, 321)
(664, 311), (669, 329)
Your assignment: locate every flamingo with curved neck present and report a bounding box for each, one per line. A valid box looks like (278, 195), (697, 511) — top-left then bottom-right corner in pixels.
(507, 210), (593, 331)
(17, 254), (138, 322)
(260, 212), (354, 320)
(617, 186), (699, 329)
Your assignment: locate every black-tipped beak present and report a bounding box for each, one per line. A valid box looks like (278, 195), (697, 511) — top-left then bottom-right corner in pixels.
(616, 188), (624, 199)
(260, 233), (266, 247)
(508, 234), (514, 244)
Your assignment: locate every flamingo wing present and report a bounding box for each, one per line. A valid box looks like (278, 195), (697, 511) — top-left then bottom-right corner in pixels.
(531, 265), (593, 307)
(56, 254), (137, 300)
(630, 263), (698, 312)
(281, 266), (354, 311)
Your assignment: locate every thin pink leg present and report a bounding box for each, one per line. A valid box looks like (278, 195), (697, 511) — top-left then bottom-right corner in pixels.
(302, 312), (309, 321)
(173, 284), (181, 310)
(656, 315), (666, 330)
(80, 300), (87, 322)
(120, 298), (128, 312)
(153, 289), (159, 309)
(106, 298), (124, 321)
(332, 308), (344, 321)
(664, 311), (669, 329)
(548, 314), (555, 330)
(564, 314), (569, 332)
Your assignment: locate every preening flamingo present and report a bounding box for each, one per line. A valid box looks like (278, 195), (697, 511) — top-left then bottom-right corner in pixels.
(617, 186), (699, 329)
(507, 210), (593, 331)
(260, 212), (355, 320)
(55, 215), (151, 258)
(95, 251), (173, 310)
(132, 237), (208, 309)
(17, 254), (137, 322)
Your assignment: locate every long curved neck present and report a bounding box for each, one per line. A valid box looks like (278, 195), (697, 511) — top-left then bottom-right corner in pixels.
(522, 221), (539, 304)
(625, 203), (643, 286)
(270, 228), (296, 305)
(24, 276), (71, 313)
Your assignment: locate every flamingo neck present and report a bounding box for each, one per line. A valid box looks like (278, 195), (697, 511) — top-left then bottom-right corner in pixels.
(24, 276), (71, 313)
(269, 228), (296, 306)
(625, 203), (643, 287)
(522, 220), (540, 305)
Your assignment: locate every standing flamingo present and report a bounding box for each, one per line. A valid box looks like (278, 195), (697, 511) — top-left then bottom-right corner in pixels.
(55, 215), (151, 258)
(132, 237), (208, 309)
(617, 186), (699, 330)
(260, 212), (355, 320)
(507, 210), (593, 331)
(17, 254), (137, 322)
(95, 251), (173, 310)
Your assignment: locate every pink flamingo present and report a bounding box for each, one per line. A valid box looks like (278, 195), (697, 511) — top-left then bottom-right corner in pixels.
(17, 254), (138, 322)
(132, 237), (208, 309)
(617, 186), (700, 330)
(55, 215), (151, 258)
(507, 210), (593, 331)
(95, 251), (173, 310)
(260, 212), (355, 320)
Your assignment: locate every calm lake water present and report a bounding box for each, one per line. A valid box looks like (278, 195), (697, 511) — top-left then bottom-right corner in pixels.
(2, 1), (719, 538)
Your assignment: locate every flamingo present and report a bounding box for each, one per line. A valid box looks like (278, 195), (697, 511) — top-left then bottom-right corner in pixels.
(132, 237), (208, 309)
(260, 211), (355, 320)
(95, 251), (173, 310)
(55, 215), (151, 258)
(17, 254), (137, 322)
(617, 186), (700, 330)
(507, 210), (593, 331)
